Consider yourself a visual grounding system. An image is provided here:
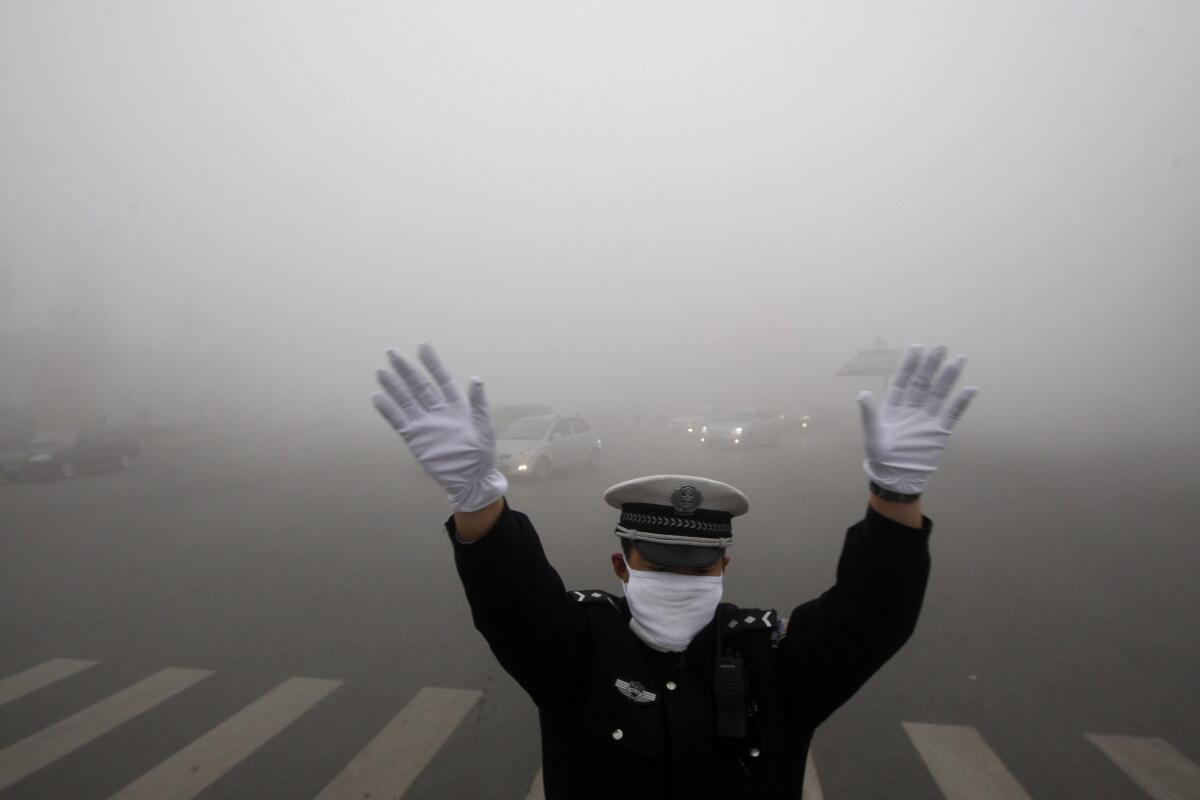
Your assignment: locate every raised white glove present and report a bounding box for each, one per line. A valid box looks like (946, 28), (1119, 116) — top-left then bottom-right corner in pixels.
(371, 342), (508, 512)
(856, 344), (978, 496)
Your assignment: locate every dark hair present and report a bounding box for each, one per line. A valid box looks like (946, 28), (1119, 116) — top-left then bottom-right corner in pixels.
(620, 538), (634, 559)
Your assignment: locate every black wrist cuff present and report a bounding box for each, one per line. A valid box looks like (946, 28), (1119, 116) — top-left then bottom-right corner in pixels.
(869, 481), (922, 504)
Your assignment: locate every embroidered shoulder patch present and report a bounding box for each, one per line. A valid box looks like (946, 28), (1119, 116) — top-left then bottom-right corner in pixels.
(723, 607), (777, 634)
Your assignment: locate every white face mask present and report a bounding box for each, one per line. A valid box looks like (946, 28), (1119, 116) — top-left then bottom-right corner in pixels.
(620, 558), (724, 652)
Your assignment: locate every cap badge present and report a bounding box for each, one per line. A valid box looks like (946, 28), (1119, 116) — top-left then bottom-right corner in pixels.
(614, 678), (658, 705)
(670, 485), (702, 516)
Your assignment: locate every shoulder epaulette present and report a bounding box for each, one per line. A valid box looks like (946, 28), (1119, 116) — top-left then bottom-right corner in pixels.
(569, 589), (621, 612)
(722, 606), (779, 635)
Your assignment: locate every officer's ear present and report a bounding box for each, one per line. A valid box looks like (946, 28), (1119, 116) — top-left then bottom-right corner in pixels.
(611, 553), (630, 583)
(720, 555), (731, 575)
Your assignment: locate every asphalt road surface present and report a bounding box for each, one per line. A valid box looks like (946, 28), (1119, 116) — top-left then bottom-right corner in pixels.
(2, 421), (1198, 799)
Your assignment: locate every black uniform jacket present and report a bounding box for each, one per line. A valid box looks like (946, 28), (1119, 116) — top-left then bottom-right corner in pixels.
(447, 504), (932, 799)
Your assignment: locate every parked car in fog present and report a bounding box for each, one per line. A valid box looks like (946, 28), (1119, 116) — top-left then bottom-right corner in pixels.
(495, 414), (601, 479)
(1, 429), (142, 481)
(782, 412), (813, 433)
(666, 407), (726, 437)
(700, 409), (785, 448)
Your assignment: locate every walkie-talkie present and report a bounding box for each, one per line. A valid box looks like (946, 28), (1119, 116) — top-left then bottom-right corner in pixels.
(713, 656), (746, 739)
(713, 605), (747, 739)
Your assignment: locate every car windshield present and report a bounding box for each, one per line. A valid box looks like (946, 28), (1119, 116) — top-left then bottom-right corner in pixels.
(713, 411), (754, 423)
(499, 417), (552, 439)
(30, 430), (77, 447)
(492, 406), (552, 428)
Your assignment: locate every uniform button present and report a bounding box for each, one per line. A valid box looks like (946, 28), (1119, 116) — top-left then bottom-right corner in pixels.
(749, 747), (761, 758)
(666, 681), (677, 691)
(612, 729), (623, 741)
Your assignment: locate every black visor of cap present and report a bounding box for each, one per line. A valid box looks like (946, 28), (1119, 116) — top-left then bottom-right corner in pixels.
(632, 540), (726, 569)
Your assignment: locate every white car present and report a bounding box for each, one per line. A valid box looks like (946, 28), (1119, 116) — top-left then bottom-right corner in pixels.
(700, 409), (785, 448)
(666, 407), (726, 437)
(495, 414), (602, 479)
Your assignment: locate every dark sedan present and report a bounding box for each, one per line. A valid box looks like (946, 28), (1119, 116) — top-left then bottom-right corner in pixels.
(1, 429), (142, 482)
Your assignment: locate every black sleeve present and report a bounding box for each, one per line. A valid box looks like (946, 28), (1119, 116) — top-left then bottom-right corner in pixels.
(447, 502), (588, 708)
(778, 505), (932, 728)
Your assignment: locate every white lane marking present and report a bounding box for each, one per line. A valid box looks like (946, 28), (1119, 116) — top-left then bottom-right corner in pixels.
(0, 659), (97, 707)
(1088, 734), (1200, 800)
(110, 676), (342, 800)
(315, 686), (482, 800)
(0, 667), (212, 792)
(526, 767), (544, 800)
(803, 750), (825, 800)
(903, 722), (1033, 800)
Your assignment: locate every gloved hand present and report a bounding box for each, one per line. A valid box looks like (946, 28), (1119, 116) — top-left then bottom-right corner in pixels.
(371, 342), (508, 512)
(856, 344), (978, 496)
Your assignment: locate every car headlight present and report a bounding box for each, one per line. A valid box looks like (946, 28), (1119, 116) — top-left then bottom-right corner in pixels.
(686, 427), (694, 433)
(733, 427), (743, 435)
(517, 464), (528, 472)
(28, 453), (52, 463)
(701, 426), (708, 434)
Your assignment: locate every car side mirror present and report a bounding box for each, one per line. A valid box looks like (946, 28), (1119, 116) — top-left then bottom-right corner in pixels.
(550, 432), (562, 441)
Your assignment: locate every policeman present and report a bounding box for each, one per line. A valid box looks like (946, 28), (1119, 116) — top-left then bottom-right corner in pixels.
(372, 342), (977, 799)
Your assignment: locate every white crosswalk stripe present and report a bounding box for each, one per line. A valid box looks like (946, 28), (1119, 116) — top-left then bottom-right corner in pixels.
(0, 667), (212, 792)
(527, 767), (544, 800)
(803, 750), (825, 800)
(903, 722), (1034, 800)
(110, 676), (342, 800)
(1088, 734), (1200, 800)
(0, 658), (97, 708)
(314, 686), (482, 800)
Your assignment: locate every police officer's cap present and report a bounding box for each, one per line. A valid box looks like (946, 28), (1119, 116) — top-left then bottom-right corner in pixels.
(604, 475), (749, 568)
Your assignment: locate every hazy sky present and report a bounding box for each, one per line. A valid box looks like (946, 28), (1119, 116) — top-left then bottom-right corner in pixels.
(2, 1), (1197, 444)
